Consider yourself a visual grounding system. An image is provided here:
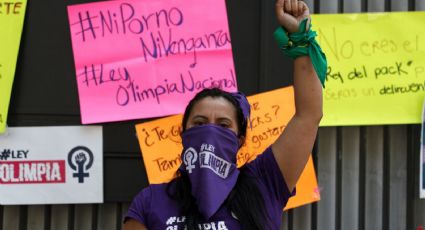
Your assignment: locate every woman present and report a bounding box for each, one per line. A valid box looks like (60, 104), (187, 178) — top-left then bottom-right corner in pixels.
(124, 0), (324, 229)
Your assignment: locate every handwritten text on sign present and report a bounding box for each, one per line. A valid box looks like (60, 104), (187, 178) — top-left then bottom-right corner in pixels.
(135, 87), (320, 210)
(0, 0), (27, 133)
(312, 12), (425, 126)
(67, 0), (236, 124)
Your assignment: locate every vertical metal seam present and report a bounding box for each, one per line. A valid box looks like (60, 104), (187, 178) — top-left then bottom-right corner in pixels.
(311, 136), (319, 230)
(336, 127), (342, 230)
(91, 204), (98, 230)
(358, 127), (366, 230)
(257, 0), (263, 93)
(116, 203), (123, 230)
(382, 126), (390, 230)
(314, 0), (321, 14)
(405, 125), (415, 230)
(67, 204), (75, 230)
(44, 205), (51, 230)
(287, 210), (293, 230)
(0, 205), (3, 230)
(385, 0), (391, 12)
(258, 0), (270, 92)
(361, 0), (368, 12)
(408, 0), (415, 11)
(338, 0), (344, 14)
(19, 206), (27, 230)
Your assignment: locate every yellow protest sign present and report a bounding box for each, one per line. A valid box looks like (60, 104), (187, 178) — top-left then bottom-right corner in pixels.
(135, 87), (320, 210)
(313, 12), (425, 126)
(0, 0), (27, 133)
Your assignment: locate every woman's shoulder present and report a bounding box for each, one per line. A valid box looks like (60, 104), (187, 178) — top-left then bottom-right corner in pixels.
(131, 183), (180, 212)
(126, 182), (184, 228)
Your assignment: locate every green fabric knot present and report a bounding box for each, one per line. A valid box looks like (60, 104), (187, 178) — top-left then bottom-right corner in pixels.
(273, 19), (328, 88)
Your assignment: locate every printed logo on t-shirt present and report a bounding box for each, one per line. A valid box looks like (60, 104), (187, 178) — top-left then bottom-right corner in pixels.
(166, 216), (229, 230)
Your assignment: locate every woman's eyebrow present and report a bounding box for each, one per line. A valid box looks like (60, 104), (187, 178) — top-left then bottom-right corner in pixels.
(191, 115), (208, 120)
(216, 117), (232, 123)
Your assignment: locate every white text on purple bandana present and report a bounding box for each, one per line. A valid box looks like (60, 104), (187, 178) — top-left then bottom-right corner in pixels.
(198, 144), (231, 178)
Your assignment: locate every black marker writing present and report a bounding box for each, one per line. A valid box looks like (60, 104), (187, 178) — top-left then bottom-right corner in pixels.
(380, 81), (425, 95)
(374, 62), (408, 79)
(251, 125), (286, 149)
(140, 28), (231, 68)
(78, 64), (131, 87)
(251, 102), (260, 111)
(154, 155), (181, 172)
(116, 69), (236, 106)
(347, 66), (367, 80)
(142, 128), (154, 147)
(0, 2), (23, 15)
(71, 4), (184, 42)
(325, 60), (415, 85)
(272, 105), (280, 118)
(143, 125), (182, 147)
(326, 66), (344, 84)
(317, 27), (420, 60)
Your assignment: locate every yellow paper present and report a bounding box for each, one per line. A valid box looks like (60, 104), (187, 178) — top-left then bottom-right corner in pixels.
(312, 12), (425, 126)
(0, 0), (27, 133)
(136, 87), (320, 210)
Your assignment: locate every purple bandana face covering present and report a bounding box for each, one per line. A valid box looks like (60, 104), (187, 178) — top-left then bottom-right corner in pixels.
(180, 124), (240, 220)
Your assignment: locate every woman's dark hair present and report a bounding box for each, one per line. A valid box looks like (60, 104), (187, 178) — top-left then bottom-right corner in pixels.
(167, 88), (271, 230)
(181, 87), (247, 138)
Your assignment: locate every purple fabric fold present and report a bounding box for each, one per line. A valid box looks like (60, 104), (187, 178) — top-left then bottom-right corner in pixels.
(180, 124), (240, 220)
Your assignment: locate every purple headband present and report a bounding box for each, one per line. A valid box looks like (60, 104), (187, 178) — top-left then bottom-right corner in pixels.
(229, 92), (251, 129)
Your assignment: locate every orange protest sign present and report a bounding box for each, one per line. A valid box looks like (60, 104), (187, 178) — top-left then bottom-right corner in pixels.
(135, 87), (320, 210)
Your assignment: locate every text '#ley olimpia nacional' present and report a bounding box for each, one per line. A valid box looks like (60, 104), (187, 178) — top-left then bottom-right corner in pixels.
(78, 64), (236, 106)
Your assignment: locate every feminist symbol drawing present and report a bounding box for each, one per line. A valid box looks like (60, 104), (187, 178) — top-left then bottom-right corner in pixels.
(183, 147), (197, 173)
(68, 146), (94, 183)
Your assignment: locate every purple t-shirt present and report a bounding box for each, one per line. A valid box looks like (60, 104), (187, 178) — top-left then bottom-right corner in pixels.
(125, 147), (295, 229)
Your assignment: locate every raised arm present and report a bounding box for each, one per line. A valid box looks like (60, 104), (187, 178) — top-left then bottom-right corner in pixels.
(271, 0), (323, 192)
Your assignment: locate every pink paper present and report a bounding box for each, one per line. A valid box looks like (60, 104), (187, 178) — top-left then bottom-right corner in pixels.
(67, 0), (237, 124)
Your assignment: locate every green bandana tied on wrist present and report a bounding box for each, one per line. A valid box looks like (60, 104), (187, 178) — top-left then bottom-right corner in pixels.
(274, 18), (327, 87)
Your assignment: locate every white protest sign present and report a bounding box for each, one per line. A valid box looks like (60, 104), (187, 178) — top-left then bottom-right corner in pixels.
(0, 126), (103, 205)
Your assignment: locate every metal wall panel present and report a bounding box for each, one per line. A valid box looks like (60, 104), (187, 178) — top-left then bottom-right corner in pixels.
(27, 206), (44, 230)
(365, 127), (384, 230)
(293, 205), (312, 230)
(389, 126), (407, 230)
(51, 205), (69, 230)
(341, 127), (360, 230)
(317, 127), (337, 230)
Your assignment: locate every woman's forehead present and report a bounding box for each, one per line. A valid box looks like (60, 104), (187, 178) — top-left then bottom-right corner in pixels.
(189, 97), (237, 118)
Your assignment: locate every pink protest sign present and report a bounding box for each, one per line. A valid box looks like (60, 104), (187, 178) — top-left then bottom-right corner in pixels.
(67, 0), (236, 124)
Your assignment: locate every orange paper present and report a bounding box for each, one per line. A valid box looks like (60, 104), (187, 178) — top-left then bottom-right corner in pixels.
(135, 87), (320, 210)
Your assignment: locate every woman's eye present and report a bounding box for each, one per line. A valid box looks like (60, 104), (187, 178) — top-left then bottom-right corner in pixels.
(219, 123), (229, 128)
(194, 121), (205, 126)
